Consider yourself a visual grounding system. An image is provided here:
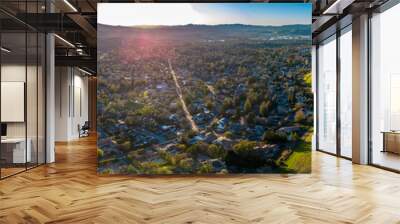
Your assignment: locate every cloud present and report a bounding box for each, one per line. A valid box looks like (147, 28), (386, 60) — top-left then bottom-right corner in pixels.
(98, 3), (204, 26)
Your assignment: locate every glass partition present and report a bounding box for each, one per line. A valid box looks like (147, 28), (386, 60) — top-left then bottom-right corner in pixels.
(27, 31), (38, 169)
(0, 31), (28, 177)
(0, 2), (46, 179)
(317, 35), (337, 154)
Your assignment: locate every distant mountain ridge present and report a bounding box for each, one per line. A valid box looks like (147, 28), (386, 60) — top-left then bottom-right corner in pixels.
(98, 23), (311, 47)
(98, 23), (310, 31)
(99, 22), (309, 27)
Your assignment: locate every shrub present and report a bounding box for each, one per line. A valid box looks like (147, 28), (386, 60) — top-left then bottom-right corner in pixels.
(289, 132), (300, 141)
(139, 162), (173, 174)
(199, 163), (213, 174)
(101, 168), (114, 175)
(126, 164), (137, 173)
(178, 158), (193, 172)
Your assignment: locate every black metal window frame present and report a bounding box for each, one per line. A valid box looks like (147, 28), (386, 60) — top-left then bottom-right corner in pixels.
(315, 21), (353, 161)
(0, 0), (48, 180)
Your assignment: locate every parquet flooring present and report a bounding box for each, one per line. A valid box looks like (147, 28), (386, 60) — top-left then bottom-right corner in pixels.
(0, 167), (26, 178)
(1, 135), (400, 223)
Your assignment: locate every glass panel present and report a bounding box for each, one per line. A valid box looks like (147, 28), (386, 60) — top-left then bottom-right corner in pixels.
(339, 27), (352, 158)
(371, 4), (400, 171)
(0, 1), (46, 179)
(26, 0), (38, 169)
(27, 31), (38, 169)
(318, 35), (337, 154)
(1, 31), (27, 177)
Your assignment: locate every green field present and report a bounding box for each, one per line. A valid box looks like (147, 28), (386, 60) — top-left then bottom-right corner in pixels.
(281, 129), (312, 173)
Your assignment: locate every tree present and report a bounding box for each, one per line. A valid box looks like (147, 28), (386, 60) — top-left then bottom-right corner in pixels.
(235, 107), (242, 118)
(119, 141), (131, 152)
(184, 95), (192, 105)
(143, 90), (149, 98)
(246, 112), (256, 124)
(247, 76), (257, 85)
(97, 149), (104, 158)
(187, 142), (208, 157)
(238, 66), (248, 76)
(303, 72), (312, 87)
(287, 87), (295, 105)
(205, 98), (214, 110)
(222, 97), (233, 111)
(233, 140), (257, 156)
(224, 131), (234, 138)
(262, 130), (287, 143)
(244, 98), (252, 114)
(207, 144), (226, 158)
(259, 101), (271, 117)
(294, 110), (305, 123)
(246, 90), (258, 104)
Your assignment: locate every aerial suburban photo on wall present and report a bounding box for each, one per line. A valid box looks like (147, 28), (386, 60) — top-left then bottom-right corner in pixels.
(97, 3), (313, 174)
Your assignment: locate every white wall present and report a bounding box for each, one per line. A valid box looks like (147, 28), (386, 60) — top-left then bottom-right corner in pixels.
(55, 67), (89, 141)
(55, 67), (70, 141)
(71, 73), (89, 138)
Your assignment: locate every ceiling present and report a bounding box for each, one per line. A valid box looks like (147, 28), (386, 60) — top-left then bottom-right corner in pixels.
(311, 0), (391, 43)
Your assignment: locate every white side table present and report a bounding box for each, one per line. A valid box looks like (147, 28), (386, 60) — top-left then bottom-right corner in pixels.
(1, 138), (32, 163)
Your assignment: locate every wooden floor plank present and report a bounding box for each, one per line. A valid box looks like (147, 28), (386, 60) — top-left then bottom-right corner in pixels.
(0, 135), (400, 224)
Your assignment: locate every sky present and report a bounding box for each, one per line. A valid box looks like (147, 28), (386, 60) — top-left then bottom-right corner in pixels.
(98, 3), (311, 26)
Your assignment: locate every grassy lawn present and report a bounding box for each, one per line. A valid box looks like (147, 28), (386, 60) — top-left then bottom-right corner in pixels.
(283, 130), (312, 173)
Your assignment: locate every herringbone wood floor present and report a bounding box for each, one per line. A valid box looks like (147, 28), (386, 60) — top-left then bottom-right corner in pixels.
(1, 136), (400, 224)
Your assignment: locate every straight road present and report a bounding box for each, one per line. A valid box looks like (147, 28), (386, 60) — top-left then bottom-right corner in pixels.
(168, 59), (199, 132)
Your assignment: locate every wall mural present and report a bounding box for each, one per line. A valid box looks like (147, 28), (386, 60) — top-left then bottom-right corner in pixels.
(97, 3), (313, 174)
